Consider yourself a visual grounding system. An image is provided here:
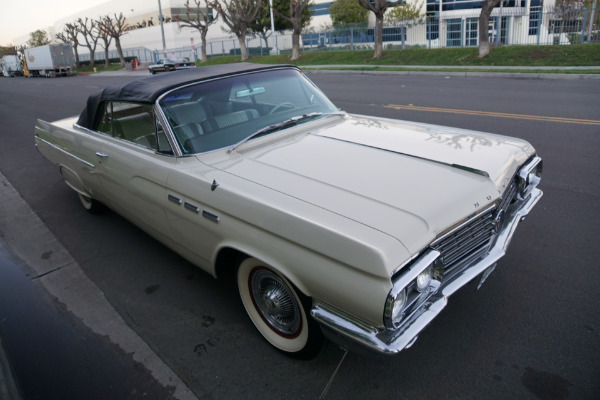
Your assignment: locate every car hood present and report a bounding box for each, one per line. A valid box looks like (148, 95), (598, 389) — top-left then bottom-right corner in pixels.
(206, 114), (533, 263)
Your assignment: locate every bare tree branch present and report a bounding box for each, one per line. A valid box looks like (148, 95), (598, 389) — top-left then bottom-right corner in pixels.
(56, 23), (81, 68)
(98, 13), (129, 67)
(96, 18), (114, 67)
(77, 18), (100, 67)
(176, 0), (219, 62)
(212, 0), (263, 61)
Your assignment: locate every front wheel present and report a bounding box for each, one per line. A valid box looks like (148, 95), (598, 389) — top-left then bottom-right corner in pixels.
(237, 257), (323, 359)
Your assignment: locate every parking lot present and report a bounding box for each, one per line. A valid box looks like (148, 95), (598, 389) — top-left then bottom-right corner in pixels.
(0, 71), (598, 399)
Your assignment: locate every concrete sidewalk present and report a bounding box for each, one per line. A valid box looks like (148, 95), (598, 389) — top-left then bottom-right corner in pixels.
(0, 171), (198, 400)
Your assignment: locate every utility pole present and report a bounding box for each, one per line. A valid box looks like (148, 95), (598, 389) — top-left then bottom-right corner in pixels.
(158, 0), (167, 57)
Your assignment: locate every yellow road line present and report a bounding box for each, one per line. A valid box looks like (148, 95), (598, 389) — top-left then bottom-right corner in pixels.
(385, 104), (600, 126)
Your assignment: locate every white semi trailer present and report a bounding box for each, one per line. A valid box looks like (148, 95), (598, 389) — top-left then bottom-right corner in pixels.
(1, 55), (23, 77)
(25, 44), (75, 77)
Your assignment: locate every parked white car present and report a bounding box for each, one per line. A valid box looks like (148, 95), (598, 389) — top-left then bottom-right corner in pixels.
(34, 63), (543, 358)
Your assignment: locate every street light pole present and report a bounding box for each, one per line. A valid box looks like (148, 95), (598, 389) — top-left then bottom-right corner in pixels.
(269, 0), (278, 54)
(158, 0), (167, 57)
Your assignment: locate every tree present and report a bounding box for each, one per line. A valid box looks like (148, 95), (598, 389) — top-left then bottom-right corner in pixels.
(96, 19), (114, 67)
(385, 0), (424, 25)
(0, 45), (18, 57)
(98, 13), (129, 67)
(176, 0), (218, 62)
(356, 0), (389, 59)
(478, 0), (501, 57)
(249, 2), (275, 50)
(250, 0), (312, 52)
(212, 0), (263, 61)
(77, 18), (100, 67)
(273, 0), (314, 61)
(329, 0), (369, 27)
(27, 29), (51, 48)
(56, 23), (81, 68)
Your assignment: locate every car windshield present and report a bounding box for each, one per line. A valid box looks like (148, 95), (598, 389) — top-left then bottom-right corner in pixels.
(158, 68), (340, 155)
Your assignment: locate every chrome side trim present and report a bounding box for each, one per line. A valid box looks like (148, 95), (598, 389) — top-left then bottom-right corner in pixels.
(311, 187), (543, 355)
(168, 194), (182, 205)
(35, 135), (95, 168)
(202, 211), (220, 223)
(184, 202), (200, 213)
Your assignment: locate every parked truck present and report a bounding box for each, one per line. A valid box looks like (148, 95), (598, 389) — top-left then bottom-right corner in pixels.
(2, 55), (23, 77)
(24, 44), (75, 78)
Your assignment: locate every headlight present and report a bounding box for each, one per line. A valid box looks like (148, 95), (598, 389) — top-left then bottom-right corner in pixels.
(390, 289), (407, 324)
(416, 266), (433, 292)
(384, 251), (441, 329)
(517, 156), (542, 200)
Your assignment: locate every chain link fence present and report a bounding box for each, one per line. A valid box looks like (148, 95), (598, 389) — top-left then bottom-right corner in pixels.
(79, 6), (598, 64)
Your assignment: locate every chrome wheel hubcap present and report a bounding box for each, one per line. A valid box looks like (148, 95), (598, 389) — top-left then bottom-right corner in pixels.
(250, 269), (301, 337)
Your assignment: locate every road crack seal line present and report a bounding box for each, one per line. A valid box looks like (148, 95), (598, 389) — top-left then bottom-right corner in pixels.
(31, 264), (68, 281)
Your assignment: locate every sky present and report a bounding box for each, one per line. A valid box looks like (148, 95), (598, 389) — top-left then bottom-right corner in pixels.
(0, 0), (108, 46)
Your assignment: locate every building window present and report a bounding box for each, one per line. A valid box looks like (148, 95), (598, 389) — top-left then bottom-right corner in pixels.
(310, 2), (334, 16)
(426, 0), (525, 12)
(383, 26), (407, 42)
(427, 16), (439, 40)
(447, 18), (463, 46)
(529, 0), (542, 35)
(466, 17), (478, 46)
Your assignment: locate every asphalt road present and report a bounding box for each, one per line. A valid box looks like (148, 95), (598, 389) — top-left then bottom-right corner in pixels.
(0, 71), (599, 400)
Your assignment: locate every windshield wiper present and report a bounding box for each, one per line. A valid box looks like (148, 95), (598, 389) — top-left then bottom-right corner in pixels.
(227, 111), (345, 153)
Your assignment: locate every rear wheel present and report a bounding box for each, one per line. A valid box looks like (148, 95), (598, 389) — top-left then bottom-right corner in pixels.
(78, 193), (102, 214)
(236, 257), (323, 359)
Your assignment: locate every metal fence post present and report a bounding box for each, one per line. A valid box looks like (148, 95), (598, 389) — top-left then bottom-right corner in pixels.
(537, 14), (542, 44)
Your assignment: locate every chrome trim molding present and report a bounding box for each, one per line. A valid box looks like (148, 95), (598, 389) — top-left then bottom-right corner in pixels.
(311, 187), (543, 355)
(184, 202), (200, 213)
(202, 210), (220, 223)
(35, 135), (95, 169)
(168, 194), (182, 205)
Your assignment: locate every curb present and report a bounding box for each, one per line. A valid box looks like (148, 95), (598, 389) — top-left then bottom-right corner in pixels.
(301, 68), (600, 80)
(0, 172), (199, 400)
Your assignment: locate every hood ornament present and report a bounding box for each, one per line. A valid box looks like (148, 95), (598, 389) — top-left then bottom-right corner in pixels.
(211, 180), (219, 191)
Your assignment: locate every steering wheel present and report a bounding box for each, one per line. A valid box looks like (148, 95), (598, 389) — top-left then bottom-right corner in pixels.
(269, 102), (296, 115)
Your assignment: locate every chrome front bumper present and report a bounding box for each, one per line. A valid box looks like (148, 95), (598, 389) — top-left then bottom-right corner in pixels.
(311, 187), (543, 355)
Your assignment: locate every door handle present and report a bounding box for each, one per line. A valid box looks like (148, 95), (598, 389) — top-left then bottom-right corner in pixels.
(96, 152), (108, 158)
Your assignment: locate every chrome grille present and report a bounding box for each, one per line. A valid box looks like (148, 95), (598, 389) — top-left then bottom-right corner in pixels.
(431, 207), (496, 269)
(431, 178), (519, 271)
(497, 180), (517, 217)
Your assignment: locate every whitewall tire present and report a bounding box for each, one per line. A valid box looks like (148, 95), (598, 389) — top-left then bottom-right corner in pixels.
(78, 193), (102, 214)
(237, 257), (322, 359)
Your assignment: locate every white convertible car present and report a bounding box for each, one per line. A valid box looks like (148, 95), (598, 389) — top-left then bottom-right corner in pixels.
(34, 63), (542, 358)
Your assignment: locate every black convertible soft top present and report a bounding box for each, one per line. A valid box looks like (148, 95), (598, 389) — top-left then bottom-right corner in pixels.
(76, 63), (295, 130)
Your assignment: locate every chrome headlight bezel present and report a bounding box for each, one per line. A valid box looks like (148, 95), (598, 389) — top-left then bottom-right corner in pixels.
(517, 156), (543, 201)
(384, 250), (442, 329)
